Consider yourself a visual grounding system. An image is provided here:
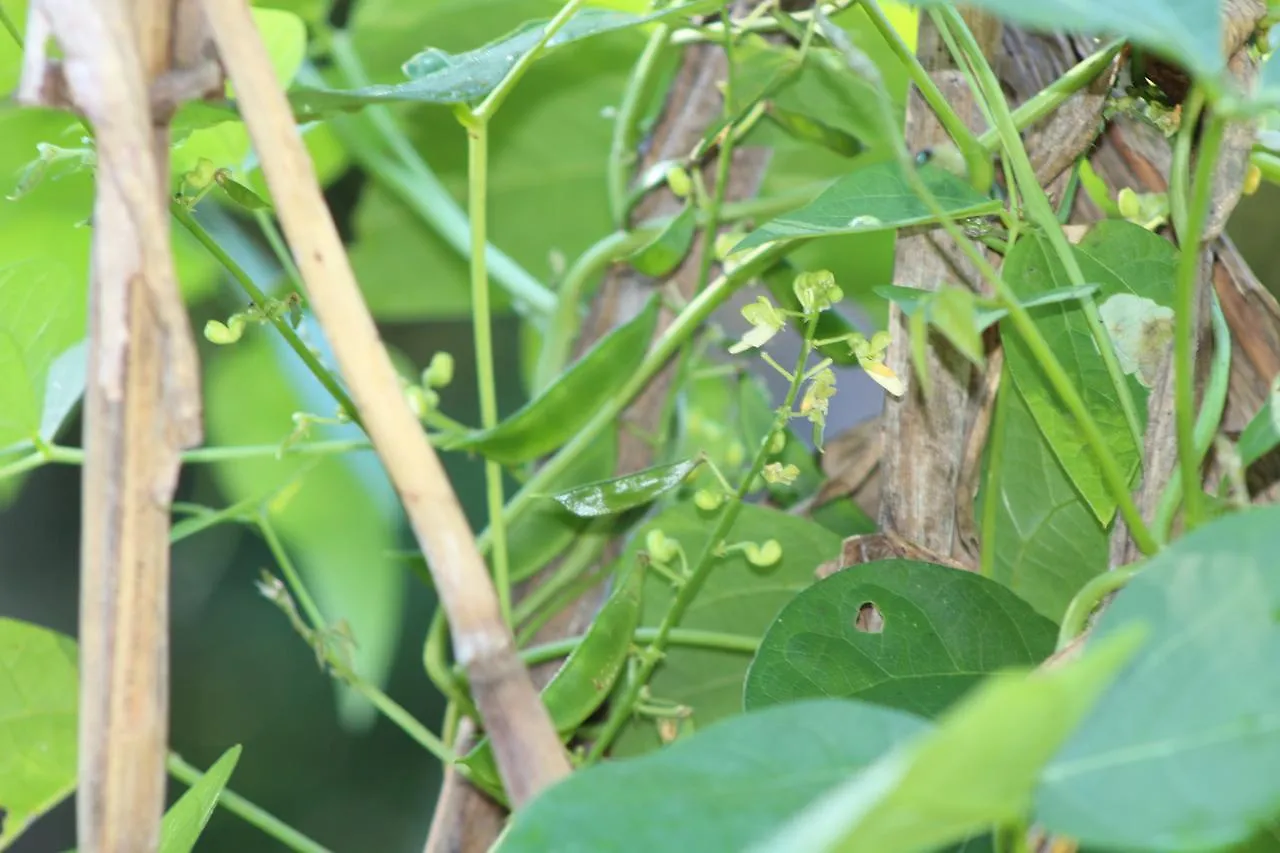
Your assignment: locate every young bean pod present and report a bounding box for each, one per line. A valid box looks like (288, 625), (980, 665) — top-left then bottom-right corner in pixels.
(458, 560), (646, 802)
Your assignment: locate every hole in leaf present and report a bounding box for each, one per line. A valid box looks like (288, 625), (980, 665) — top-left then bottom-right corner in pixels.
(854, 601), (884, 634)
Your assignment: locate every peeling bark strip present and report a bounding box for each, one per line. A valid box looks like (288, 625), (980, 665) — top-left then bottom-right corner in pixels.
(17, 0), (215, 849)
(198, 0), (570, 809)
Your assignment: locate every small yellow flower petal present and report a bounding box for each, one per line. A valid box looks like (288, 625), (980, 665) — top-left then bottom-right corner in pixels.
(863, 360), (906, 397)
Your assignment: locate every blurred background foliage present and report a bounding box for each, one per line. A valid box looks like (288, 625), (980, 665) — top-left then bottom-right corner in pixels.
(2, 0), (1279, 850)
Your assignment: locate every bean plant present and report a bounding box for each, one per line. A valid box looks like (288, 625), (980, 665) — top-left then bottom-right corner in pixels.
(3, 0), (1280, 851)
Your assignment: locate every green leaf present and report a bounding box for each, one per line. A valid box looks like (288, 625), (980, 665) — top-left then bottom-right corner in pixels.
(734, 160), (1000, 251)
(874, 284), (1098, 333)
(913, 0), (1224, 88)
(507, 428), (618, 583)
(626, 203), (697, 277)
(0, 619), (77, 852)
(216, 175), (272, 211)
(612, 502), (843, 757)
(445, 296), (660, 465)
(744, 559), (1058, 718)
(756, 630), (1141, 853)
(982, 374), (1108, 622)
(158, 746), (242, 853)
(551, 458), (700, 518)
(1035, 504), (1280, 851)
(36, 340), (86, 444)
(289, 2), (714, 114)
(499, 699), (932, 852)
(1001, 221), (1175, 525)
(1238, 375), (1280, 469)
(0, 259), (83, 451)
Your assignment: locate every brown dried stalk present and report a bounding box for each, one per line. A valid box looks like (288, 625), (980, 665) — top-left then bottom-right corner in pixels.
(17, 0), (218, 848)
(197, 0), (569, 808)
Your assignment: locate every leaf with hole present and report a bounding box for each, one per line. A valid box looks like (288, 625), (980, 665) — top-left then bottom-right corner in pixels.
(744, 559), (1057, 718)
(498, 699), (932, 853)
(1035, 504), (1280, 852)
(611, 502), (843, 757)
(626, 203), (697, 277)
(551, 457), (701, 518)
(733, 160), (1000, 250)
(0, 619), (77, 852)
(159, 746), (242, 853)
(287, 2), (715, 114)
(1001, 221), (1176, 525)
(446, 296), (660, 465)
(755, 630), (1140, 853)
(981, 372), (1108, 622)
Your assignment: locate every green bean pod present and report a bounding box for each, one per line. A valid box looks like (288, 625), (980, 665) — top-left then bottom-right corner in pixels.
(457, 560), (646, 802)
(551, 457), (701, 518)
(444, 296), (660, 465)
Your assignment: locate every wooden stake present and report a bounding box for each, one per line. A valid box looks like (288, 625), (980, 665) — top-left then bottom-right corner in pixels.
(197, 0), (570, 806)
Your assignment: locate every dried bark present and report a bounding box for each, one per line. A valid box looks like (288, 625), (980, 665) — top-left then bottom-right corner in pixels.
(17, 0), (217, 848)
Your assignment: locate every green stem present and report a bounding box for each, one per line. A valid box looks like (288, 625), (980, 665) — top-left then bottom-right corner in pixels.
(0, 4), (20, 44)
(324, 37), (555, 317)
(424, 609), (480, 720)
(935, 9), (1144, 458)
(167, 753), (332, 853)
(172, 204), (360, 423)
(40, 439), (373, 467)
(1056, 565), (1139, 649)
(862, 0), (986, 185)
(1173, 96), (1226, 532)
(473, 0), (583, 123)
(476, 242), (792, 557)
(0, 452), (45, 481)
(258, 514), (327, 632)
(863, 26), (1157, 554)
(464, 122), (512, 625)
(518, 626), (759, 669)
(692, 18), (739, 294)
(585, 310), (820, 762)
(260, 515), (455, 762)
(608, 23), (673, 225)
(1155, 293), (1231, 539)
(534, 227), (654, 394)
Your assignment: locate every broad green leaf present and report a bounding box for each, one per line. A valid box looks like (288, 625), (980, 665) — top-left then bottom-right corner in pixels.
(913, 0), (1224, 88)
(1001, 221), (1176, 525)
(216, 175), (272, 212)
(159, 745), (241, 853)
(36, 340), (85, 443)
(499, 699), (931, 852)
(290, 2), (713, 114)
(1035, 504), (1280, 851)
(507, 428), (617, 583)
(1238, 375), (1280, 469)
(0, 260), (82, 450)
(0, 619), (77, 851)
(204, 332), (404, 730)
(445, 296), (660, 465)
(612, 502), (843, 756)
(744, 559), (1057, 718)
(756, 631), (1141, 853)
(347, 0), (654, 322)
(626, 203), (696, 277)
(734, 160), (1000, 250)
(551, 458), (700, 518)
(982, 370), (1108, 622)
